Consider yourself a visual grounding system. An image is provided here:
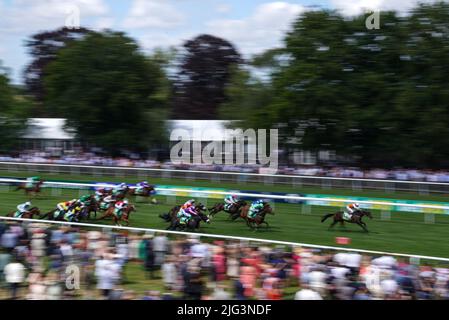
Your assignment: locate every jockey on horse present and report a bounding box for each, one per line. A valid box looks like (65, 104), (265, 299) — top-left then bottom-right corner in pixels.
(26, 176), (41, 189)
(55, 199), (78, 220)
(113, 199), (129, 221)
(14, 201), (33, 218)
(135, 181), (151, 195)
(99, 194), (116, 211)
(224, 194), (239, 212)
(177, 199), (197, 226)
(248, 199), (265, 220)
(63, 202), (85, 222)
(343, 203), (361, 221)
(94, 188), (107, 202)
(112, 183), (127, 196)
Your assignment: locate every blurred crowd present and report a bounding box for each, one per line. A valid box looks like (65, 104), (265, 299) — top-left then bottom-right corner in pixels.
(0, 221), (448, 300)
(1, 151), (449, 182)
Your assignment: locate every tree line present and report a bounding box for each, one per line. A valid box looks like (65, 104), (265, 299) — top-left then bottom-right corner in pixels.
(0, 2), (448, 167)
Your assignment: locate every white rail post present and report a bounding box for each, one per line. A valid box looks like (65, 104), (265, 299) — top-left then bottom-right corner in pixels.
(301, 203), (311, 215)
(381, 211), (391, 221)
(424, 213), (435, 224)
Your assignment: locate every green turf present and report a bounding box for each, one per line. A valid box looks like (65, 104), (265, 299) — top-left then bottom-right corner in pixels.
(1, 185), (449, 259)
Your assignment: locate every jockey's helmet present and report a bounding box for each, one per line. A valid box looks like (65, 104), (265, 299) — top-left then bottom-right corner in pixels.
(353, 203), (360, 210)
(25, 201), (31, 207)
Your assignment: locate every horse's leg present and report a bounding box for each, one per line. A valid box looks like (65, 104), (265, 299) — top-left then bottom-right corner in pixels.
(329, 219), (338, 230)
(357, 221), (368, 232)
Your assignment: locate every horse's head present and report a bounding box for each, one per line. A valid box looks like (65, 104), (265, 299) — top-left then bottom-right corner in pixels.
(362, 210), (373, 219)
(263, 202), (274, 215)
(197, 203), (207, 212)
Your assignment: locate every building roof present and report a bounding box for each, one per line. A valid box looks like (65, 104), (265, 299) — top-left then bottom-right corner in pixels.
(167, 120), (238, 141)
(22, 118), (75, 140)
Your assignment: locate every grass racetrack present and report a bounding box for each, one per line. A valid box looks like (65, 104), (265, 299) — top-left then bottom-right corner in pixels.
(1, 170), (449, 259)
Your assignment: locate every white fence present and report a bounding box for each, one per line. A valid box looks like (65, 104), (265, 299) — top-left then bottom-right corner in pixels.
(1, 161), (449, 194)
(0, 216), (448, 263)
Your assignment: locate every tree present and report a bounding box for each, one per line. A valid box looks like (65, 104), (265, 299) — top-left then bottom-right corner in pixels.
(24, 27), (91, 115)
(44, 31), (168, 156)
(172, 34), (242, 119)
(0, 64), (30, 153)
(233, 3), (449, 168)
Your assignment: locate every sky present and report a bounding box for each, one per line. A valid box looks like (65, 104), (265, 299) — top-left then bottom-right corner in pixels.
(0, 0), (440, 84)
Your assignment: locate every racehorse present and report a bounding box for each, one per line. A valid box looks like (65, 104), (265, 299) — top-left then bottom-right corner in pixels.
(7, 207), (41, 219)
(208, 200), (247, 219)
(239, 202), (274, 229)
(321, 210), (373, 232)
(80, 196), (99, 220)
(14, 180), (44, 196)
(97, 204), (136, 226)
(40, 209), (63, 221)
(160, 203), (209, 231)
(127, 185), (157, 203)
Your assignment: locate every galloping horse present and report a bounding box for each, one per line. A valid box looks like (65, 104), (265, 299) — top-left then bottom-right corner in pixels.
(80, 196), (99, 220)
(239, 202), (274, 229)
(98, 204), (136, 226)
(127, 186), (157, 203)
(208, 200), (247, 219)
(40, 208), (65, 221)
(15, 180), (44, 196)
(7, 207), (41, 219)
(321, 210), (373, 232)
(160, 203), (209, 231)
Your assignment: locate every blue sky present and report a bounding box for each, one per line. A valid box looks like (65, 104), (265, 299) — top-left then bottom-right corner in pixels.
(0, 0), (432, 84)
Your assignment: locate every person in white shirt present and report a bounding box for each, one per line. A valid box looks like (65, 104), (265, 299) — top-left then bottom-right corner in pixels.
(295, 283), (323, 300)
(4, 259), (25, 299)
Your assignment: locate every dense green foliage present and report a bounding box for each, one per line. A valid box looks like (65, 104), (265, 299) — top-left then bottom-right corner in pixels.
(221, 3), (449, 168)
(44, 31), (168, 155)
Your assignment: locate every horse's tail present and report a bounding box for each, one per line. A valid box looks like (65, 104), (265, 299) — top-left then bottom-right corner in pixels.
(321, 213), (334, 223)
(40, 212), (49, 220)
(159, 213), (171, 222)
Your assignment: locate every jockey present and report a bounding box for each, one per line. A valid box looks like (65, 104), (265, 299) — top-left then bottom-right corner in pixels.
(95, 188), (106, 201)
(26, 176), (40, 188)
(248, 200), (265, 219)
(224, 194), (239, 211)
(182, 199), (195, 210)
(56, 199), (77, 219)
(178, 205), (197, 225)
(100, 194), (116, 210)
(112, 183), (127, 196)
(15, 201), (32, 218)
(135, 181), (150, 194)
(114, 199), (129, 218)
(344, 203), (361, 220)
(79, 195), (91, 206)
(64, 204), (82, 222)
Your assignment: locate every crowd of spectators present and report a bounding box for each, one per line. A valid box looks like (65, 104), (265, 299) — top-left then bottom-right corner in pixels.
(0, 221), (448, 300)
(1, 151), (449, 183)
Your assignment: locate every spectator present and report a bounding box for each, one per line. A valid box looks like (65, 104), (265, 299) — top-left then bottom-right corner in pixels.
(4, 256), (26, 299)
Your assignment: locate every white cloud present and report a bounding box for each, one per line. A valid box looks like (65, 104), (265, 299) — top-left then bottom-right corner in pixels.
(0, 0), (110, 33)
(216, 3), (232, 14)
(122, 0), (185, 29)
(206, 2), (305, 56)
(331, 0), (439, 16)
